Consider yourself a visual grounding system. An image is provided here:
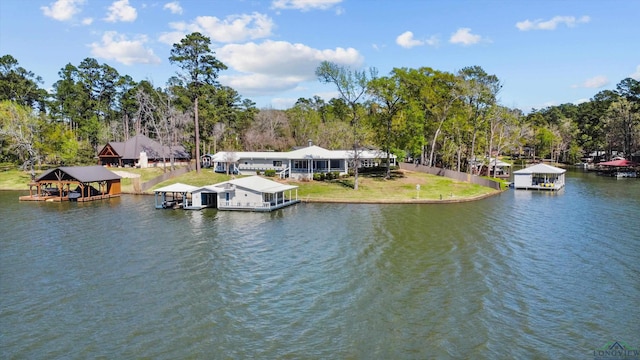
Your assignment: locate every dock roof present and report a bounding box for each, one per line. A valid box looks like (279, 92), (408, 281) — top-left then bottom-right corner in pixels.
(36, 166), (121, 183)
(514, 163), (566, 174)
(154, 183), (200, 193)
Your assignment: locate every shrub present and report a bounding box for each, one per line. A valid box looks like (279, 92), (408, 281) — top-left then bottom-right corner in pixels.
(264, 169), (276, 177)
(255, 170), (261, 175)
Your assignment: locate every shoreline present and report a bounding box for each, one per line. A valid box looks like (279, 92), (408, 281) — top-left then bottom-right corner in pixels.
(117, 188), (504, 204)
(5, 188), (502, 204)
(299, 190), (503, 204)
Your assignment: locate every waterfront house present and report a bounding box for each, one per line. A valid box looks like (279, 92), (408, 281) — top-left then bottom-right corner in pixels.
(513, 163), (566, 191)
(20, 166), (121, 202)
(205, 143), (396, 180)
(98, 134), (190, 168)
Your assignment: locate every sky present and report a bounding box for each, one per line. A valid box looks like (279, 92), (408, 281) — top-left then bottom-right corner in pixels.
(1, 0), (639, 112)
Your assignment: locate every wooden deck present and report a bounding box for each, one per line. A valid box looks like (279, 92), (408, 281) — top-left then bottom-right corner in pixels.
(19, 194), (121, 202)
(513, 183), (564, 191)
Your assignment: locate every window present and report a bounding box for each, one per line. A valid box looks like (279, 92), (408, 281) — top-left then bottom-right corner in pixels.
(273, 161), (282, 167)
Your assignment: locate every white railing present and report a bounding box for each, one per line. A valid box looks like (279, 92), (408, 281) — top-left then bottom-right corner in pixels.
(219, 199), (298, 210)
(219, 201), (271, 209)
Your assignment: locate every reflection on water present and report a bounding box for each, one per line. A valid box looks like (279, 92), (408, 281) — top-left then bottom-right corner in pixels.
(1, 170), (639, 359)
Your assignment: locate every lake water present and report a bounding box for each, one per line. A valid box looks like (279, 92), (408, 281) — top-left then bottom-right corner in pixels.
(1, 169), (639, 359)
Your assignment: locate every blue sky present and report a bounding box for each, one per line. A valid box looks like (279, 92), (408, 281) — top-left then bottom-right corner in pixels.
(1, 0), (639, 112)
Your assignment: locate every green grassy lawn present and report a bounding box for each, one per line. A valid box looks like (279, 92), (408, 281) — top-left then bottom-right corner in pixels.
(153, 168), (499, 203)
(0, 168), (34, 190)
(146, 170), (233, 190)
(288, 170), (497, 202)
(116, 167), (167, 193)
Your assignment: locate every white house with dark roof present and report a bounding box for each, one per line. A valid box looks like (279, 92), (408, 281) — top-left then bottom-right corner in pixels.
(204, 144), (396, 180)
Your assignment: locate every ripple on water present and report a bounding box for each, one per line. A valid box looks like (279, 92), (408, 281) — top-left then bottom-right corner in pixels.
(1, 174), (639, 359)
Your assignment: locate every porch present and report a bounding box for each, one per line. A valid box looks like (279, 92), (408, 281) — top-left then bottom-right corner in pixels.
(218, 199), (301, 212)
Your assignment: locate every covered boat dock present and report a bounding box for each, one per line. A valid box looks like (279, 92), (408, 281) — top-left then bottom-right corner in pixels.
(513, 163), (566, 191)
(19, 166), (122, 202)
(154, 183), (199, 209)
(154, 176), (300, 212)
(596, 159), (639, 178)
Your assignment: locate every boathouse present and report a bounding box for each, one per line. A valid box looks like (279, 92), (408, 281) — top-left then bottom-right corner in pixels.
(154, 176), (299, 211)
(20, 166), (121, 202)
(209, 176), (299, 211)
(513, 163), (566, 191)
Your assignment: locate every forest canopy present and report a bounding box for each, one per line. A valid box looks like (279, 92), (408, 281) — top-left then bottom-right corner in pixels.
(1, 33), (639, 173)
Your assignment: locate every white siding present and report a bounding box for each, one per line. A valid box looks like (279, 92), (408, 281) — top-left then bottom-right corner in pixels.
(514, 173), (532, 189)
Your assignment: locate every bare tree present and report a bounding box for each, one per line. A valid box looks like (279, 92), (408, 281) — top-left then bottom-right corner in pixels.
(244, 109), (291, 151)
(135, 88), (188, 172)
(0, 102), (40, 172)
(316, 61), (376, 190)
(223, 151), (237, 175)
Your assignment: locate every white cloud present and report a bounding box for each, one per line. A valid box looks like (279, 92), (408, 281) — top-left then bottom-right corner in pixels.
(163, 2), (183, 15)
(271, 0), (342, 11)
(271, 97), (299, 109)
(81, 17), (93, 25)
(449, 28), (482, 46)
(425, 35), (440, 46)
(631, 65), (640, 80)
(158, 30), (186, 46)
(41, 0), (85, 21)
(105, 0), (137, 23)
(396, 31), (423, 49)
(572, 75), (609, 89)
(89, 31), (161, 65)
(216, 40), (363, 95)
(396, 32), (439, 49)
(159, 12), (274, 45)
(516, 15), (590, 31)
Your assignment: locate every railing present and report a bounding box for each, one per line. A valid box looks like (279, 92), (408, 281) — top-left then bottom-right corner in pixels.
(279, 167), (290, 179)
(219, 199), (298, 210)
(219, 201), (273, 210)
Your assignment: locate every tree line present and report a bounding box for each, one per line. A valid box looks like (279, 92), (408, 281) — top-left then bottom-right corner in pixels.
(2, 32), (639, 178)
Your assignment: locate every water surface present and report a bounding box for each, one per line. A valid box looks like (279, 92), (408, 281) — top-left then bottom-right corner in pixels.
(1, 170), (639, 359)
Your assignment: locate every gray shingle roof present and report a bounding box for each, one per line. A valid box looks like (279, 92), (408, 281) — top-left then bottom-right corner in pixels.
(102, 134), (190, 161)
(36, 166), (121, 183)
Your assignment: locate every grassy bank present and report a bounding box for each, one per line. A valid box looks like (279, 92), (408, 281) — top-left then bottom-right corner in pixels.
(2, 167), (500, 203)
(150, 168), (499, 203)
(0, 169), (34, 191)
